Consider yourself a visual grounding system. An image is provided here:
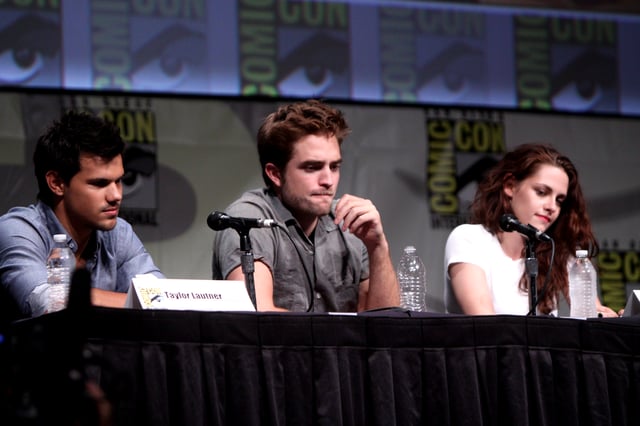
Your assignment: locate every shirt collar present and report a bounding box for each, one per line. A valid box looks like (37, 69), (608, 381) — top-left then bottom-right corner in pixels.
(35, 200), (101, 255)
(36, 200), (75, 249)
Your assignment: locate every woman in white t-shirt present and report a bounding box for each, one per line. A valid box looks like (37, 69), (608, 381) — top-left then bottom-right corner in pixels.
(444, 143), (617, 317)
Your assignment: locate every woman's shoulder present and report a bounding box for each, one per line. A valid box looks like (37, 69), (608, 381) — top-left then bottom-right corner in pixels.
(446, 224), (497, 252)
(449, 223), (493, 239)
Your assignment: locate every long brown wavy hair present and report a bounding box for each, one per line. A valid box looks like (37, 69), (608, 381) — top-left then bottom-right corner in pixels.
(470, 143), (598, 313)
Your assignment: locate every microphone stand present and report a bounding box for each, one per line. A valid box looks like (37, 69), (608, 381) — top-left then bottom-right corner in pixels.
(525, 238), (539, 316)
(236, 228), (257, 310)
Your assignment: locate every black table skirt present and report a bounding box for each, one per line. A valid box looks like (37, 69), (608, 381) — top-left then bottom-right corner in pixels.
(7, 308), (640, 426)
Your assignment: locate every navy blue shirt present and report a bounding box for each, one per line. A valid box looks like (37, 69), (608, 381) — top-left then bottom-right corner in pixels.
(0, 201), (163, 316)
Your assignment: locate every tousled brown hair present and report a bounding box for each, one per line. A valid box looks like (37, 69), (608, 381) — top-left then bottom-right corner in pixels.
(257, 99), (351, 189)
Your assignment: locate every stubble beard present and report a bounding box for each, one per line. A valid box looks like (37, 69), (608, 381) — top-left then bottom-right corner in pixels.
(280, 188), (331, 220)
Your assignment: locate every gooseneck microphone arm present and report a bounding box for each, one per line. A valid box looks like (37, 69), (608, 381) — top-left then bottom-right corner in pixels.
(208, 211), (278, 310)
(237, 230), (257, 310)
(499, 214), (554, 316)
(524, 238), (539, 316)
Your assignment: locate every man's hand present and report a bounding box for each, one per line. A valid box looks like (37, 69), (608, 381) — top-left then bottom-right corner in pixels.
(333, 194), (399, 311)
(332, 194), (386, 250)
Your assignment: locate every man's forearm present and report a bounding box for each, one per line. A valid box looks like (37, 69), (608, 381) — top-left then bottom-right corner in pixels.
(364, 239), (400, 310)
(91, 288), (127, 308)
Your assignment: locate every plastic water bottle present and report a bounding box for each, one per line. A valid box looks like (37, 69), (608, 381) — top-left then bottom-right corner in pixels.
(569, 249), (597, 318)
(46, 233), (75, 313)
(397, 246), (427, 312)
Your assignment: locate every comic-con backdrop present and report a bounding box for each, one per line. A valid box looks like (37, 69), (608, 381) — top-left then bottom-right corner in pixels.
(1, 0), (639, 116)
(1, 91), (638, 313)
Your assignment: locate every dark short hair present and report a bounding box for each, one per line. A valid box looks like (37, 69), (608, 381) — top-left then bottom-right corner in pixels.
(33, 110), (125, 206)
(257, 99), (351, 189)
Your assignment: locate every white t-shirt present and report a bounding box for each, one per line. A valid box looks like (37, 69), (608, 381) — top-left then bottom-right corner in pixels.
(444, 224), (529, 315)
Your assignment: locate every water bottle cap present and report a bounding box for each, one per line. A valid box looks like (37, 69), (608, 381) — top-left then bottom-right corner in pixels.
(404, 246), (416, 253)
(575, 249), (588, 258)
(53, 234), (67, 243)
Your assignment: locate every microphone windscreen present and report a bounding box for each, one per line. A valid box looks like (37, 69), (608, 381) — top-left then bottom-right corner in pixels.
(499, 213), (516, 232)
(207, 211), (226, 231)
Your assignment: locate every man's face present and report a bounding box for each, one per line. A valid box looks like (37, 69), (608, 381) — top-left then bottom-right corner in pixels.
(276, 134), (342, 224)
(59, 153), (124, 235)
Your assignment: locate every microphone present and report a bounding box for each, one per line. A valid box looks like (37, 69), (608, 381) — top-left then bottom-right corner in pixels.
(207, 211), (277, 231)
(499, 213), (552, 242)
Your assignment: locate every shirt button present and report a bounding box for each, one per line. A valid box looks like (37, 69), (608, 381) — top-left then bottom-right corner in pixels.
(315, 292), (321, 299)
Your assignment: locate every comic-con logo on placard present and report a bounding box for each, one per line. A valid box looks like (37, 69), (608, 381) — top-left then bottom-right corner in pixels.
(0, 2), (61, 87)
(378, 7), (488, 104)
(90, 0), (207, 92)
(65, 96), (159, 226)
(514, 15), (618, 113)
(239, 0), (350, 98)
(426, 109), (505, 230)
(598, 242), (640, 313)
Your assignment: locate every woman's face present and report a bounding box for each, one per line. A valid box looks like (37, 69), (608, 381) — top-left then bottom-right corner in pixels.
(503, 164), (569, 232)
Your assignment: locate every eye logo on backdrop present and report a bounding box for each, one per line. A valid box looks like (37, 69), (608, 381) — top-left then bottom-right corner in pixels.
(90, 0), (207, 92)
(0, 2), (61, 87)
(378, 8), (488, 104)
(238, 0), (351, 98)
(426, 108), (505, 229)
(514, 15), (619, 113)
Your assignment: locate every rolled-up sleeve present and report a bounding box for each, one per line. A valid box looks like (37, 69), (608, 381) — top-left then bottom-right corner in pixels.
(0, 216), (50, 316)
(112, 218), (164, 292)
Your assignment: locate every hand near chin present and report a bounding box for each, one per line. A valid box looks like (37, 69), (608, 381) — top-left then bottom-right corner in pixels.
(332, 194), (386, 248)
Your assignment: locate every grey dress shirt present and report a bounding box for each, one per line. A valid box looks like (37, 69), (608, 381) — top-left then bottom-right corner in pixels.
(212, 189), (369, 312)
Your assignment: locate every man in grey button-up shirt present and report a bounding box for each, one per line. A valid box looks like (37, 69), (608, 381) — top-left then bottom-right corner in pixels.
(0, 110), (163, 319)
(212, 100), (399, 312)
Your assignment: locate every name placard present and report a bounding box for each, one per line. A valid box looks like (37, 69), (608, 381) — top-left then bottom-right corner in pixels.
(125, 276), (256, 312)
